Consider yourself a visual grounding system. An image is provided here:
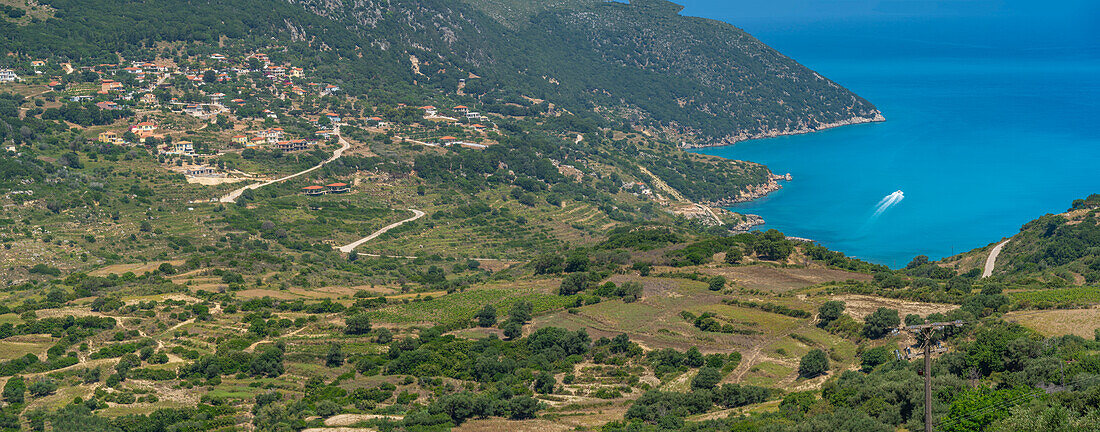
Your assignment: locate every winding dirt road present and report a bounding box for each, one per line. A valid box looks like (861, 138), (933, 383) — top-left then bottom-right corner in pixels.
(336, 209), (425, 253)
(983, 239), (1010, 278)
(219, 128), (351, 203)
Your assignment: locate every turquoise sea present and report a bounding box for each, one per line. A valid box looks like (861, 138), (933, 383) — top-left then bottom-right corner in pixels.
(687, 12), (1100, 267)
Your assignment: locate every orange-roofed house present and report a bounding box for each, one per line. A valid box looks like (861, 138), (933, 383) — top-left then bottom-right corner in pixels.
(453, 105), (469, 113)
(130, 122), (157, 134)
(101, 80), (123, 92)
(302, 185), (326, 196)
(141, 93), (158, 105)
(231, 135), (248, 145)
(325, 182), (350, 193)
(439, 136), (457, 143)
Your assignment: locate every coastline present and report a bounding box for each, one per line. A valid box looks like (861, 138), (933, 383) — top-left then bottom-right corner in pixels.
(704, 172), (791, 208)
(681, 113), (886, 149)
(691, 113), (883, 234)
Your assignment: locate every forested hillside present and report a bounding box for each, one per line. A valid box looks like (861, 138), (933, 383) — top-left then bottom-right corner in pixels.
(3, 0), (880, 146)
(940, 194), (1100, 285)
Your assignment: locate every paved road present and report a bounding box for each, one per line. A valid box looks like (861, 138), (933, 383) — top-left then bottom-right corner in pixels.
(983, 239), (1010, 277)
(219, 128), (350, 203)
(336, 209), (426, 253)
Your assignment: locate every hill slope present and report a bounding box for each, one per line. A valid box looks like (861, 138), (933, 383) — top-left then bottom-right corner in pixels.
(939, 194), (1100, 284)
(4, 0), (880, 146)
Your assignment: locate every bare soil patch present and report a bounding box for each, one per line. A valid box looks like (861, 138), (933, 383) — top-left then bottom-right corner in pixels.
(1005, 308), (1100, 337)
(700, 265), (871, 293)
(832, 294), (956, 321)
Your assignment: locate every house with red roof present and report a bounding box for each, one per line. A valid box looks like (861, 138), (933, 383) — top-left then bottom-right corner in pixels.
(302, 185), (326, 196)
(325, 182), (350, 193)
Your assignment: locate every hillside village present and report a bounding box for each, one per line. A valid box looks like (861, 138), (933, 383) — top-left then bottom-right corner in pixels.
(3, 50), (512, 190)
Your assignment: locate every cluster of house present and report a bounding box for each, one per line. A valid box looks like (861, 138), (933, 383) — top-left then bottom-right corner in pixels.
(102, 61), (170, 83)
(231, 128), (317, 152)
(99, 121), (195, 156)
(97, 121), (195, 155)
(301, 182), (351, 196)
(97, 121), (158, 145)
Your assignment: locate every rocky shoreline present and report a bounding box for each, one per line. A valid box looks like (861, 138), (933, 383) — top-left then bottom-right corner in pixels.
(704, 172), (791, 207)
(729, 213), (765, 232)
(680, 113), (886, 149)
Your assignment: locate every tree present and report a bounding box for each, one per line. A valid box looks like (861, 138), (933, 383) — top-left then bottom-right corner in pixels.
(754, 230), (793, 261)
(250, 345), (285, 377)
(863, 308), (901, 339)
(904, 314), (925, 327)
(502, 321), (522, 340)
(374, 327), (394, 344)
(531, 254), (563, 274)
(818, 301), (845, 324)
(564, 251), (590, 273)
(798, 349), (829, 378)
(326, 343), (344, 367)
(707, 276), (726, 291)
(724, 247), (743, 264)
(474, 305), (497, 327)
(691, 367), (722, 390)
(860, 346), (892, 372)
(3, 375), (24, 404)
(534, 371), (555, 393)
(509, 301), (533, 324)
(345, 313), (372, 335)
(509, 396), (540, 420)
(28, 379), (57, 397)
(559, 273), (589, 296)
(906, 255), (930, 269)
(684, 347), (704, 368)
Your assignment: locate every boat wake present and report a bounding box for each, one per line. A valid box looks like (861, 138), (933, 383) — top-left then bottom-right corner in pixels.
(873, 190), (905, 217)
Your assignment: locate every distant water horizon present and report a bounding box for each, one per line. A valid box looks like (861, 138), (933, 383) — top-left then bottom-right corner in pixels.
(689, 12), (1100, 267)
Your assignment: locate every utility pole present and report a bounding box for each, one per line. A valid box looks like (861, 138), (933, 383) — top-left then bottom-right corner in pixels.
(902, 320), (968, 432)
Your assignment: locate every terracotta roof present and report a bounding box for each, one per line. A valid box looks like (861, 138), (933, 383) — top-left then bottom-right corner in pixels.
(453, 105), (467, 109)
(440, 136), (457, 140)
(302, 185), (324, 190)
(326, 183), (348, 187)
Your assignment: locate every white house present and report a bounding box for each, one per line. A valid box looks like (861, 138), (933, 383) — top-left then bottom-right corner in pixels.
(0, 70), (19, 82)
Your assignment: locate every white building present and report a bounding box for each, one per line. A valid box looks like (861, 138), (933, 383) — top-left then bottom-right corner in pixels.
(0, 70), (19, 82)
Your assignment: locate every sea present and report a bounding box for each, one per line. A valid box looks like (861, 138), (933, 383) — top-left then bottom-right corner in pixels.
(684, 8), (1100, 268)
